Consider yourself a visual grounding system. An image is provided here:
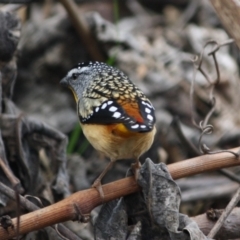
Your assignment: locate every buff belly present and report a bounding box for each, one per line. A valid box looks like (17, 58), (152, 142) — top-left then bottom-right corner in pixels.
(81, 123), (156, 161)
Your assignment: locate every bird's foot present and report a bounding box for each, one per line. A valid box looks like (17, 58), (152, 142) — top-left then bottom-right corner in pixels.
(92, 179), (105, 203)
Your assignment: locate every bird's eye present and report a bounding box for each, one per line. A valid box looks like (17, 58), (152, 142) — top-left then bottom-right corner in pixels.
(72, 73), (78, 80)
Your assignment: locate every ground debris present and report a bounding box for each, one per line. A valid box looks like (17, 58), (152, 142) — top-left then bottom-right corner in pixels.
(95, 159), (210, 240)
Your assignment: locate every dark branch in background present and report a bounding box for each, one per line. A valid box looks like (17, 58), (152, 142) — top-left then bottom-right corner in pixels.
(208, 186), (240, 238)
(193, 207), (240, 239)
(59, 0), (105, 62)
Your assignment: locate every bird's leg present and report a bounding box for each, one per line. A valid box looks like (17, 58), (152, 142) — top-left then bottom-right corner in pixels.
(92, 161), (114, 201)
(131, 158), (141, 181)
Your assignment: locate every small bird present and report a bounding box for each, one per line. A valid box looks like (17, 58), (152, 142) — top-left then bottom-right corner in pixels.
(60, 62), (156, 197)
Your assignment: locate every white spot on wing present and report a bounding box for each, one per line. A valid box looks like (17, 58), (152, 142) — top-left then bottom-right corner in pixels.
(109, 106), (118, 112)
(113, 112), (121, 118)
(95, 107), (99, 112)
(140, 125), (146, 128)
(146, 103), (152, 108)
(107, 101), (113, 105)
(142, 100), (153, 109)
(131, 124), (139, 129)
(147, 114), (153, 121)
(101, 103), (107, 109)
(145, 108), (151, 113)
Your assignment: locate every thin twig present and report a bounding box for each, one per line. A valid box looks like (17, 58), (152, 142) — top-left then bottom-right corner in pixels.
(192, 207), (240, 239)
(0, 158), (22, 193)
(202, 98), (215, 128)
(190, 39), (234, 154)
(171, 117), (199, 156)
(219, 169), (240, 183)
(0, 4), (25, 12)
(208, 186), (240, 238)
(190, 55), (199, 128)
(55, 224), (74, 240)
(174, 0), (199, 29)
(172, 118), (240, 185)
(14, 190), (20, 240)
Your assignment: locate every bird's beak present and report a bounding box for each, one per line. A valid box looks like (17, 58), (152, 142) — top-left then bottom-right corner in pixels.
(60, 77), (68, 87)
(60, 77), (79, 102)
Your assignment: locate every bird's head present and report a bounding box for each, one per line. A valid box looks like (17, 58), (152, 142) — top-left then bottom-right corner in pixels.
(60, 62), (92, 101)
(60, 61), (104, 101)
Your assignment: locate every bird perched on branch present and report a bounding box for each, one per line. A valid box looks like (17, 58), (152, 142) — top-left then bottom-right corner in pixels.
(60, 62), (156, 197)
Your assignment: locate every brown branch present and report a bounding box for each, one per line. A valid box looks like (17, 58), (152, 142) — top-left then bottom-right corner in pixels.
(0, 147), (240, 239)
